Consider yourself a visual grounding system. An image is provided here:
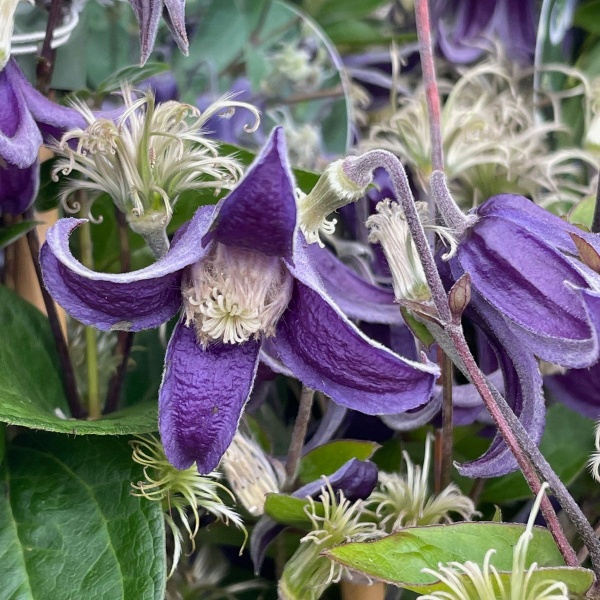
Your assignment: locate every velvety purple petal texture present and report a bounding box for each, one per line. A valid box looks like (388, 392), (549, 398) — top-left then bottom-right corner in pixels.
(162, 0), (189, 55)
(203, 127), (297, 263)
(306, 242), (402, 325)
(159, 320), (261, 473)
(40, 207), (214, 331)
(128, 0), (162, 64)
(0, 62), (42, 169)
(453, 196), (600, 368)
(0, 160), (39, 215)
(272, 280), (437, 414)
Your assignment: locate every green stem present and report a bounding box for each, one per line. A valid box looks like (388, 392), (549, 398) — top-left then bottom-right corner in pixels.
(80, 220), (101, 419)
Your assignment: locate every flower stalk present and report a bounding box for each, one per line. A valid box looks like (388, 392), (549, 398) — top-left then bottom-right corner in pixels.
(284, 385), (315, 490)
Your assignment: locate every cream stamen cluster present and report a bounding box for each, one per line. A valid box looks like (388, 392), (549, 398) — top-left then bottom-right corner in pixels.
(182, 244), (293, 347)
(279, 482), (380, 600)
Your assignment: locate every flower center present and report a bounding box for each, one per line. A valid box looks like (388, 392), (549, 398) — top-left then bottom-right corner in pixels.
(183, 244), (293, 347)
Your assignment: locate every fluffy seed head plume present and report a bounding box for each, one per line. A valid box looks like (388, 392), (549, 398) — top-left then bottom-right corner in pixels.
(51, 86), (260, 230)
(220, 431), (285, 516)
(589, 421), (600, 483)
(368, 434), (477, 532)
(279, 481), (380, 600)
(366, 57), (596, 209)
(130, 435), (246, 576)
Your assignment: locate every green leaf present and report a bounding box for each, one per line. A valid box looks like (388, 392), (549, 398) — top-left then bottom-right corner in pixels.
(325, 522), (565, 589)
(0, 222), (37, 250)
(264, 493), (324, 528)
(304, 0), (389, 24)
(401, 307), (435, 349)
(0, 432), (165, 599)
(0, 285), (157, 434)
(298, 440), (379, 485)
(97, 62), (171, 95)
(480, 404), (595, 503)
(568, 195), (595, 228)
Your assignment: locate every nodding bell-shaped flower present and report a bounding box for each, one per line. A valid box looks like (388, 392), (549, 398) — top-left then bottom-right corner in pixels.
(128, 0), (188, 65)
(41, 128), (438, 475)
(435, 179), (600, 370)
(297, 159), (371, 246)
(417, 485), (570, 600)
(52, 86), (259, 256)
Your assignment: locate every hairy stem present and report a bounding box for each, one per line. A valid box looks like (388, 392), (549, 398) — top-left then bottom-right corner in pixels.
(23, 208), (85, 418)
(284, 386), (315, 490)
(414, 0), (444, 172)
(437, 350), (454, 492)
(446, 324), (582, 569)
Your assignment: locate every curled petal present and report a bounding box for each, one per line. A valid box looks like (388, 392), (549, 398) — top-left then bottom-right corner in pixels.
(456, 290), (545, 478)
(0, 61), (41, 169)
(40, 207), (214, 331)
(272, 279), (437, 414)
(306, 242), (402, 325)
(159, 319), (261, 473)
(203, 127), (297, 263)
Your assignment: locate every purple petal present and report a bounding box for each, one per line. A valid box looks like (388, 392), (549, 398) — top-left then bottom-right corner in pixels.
(456, 291), (545, 478)
(456, 216), (596, 367)
(271, 279), (437, 414)
(0, 61), (41, 169)
(306, 243), (403, 325)
(250, 517), (285, 575)
(0, 160), (39, 215)
(128, 0), (162, 65)
(40, 207), (214, 331)
(303, 402), (348, 454)
(381, 395), (442, 431)
(163, 0), (189, 56)
(6, 60), (92, 142)
(202, 127), (297, 263)
(293, 458), (378, 502)
(546, 362), (600, 419)
(477, 194), (597, 256)
(159, 320), (261, 473)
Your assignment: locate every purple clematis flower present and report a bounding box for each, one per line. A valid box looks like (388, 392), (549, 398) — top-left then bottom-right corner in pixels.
(128, 0), (188, 65)
(432, 0), (537, 64)
(41, 127), (438, 474)
(0, 60), (83, 214)
(0, 59), (115, 215)
(444, 194), (600, 370)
